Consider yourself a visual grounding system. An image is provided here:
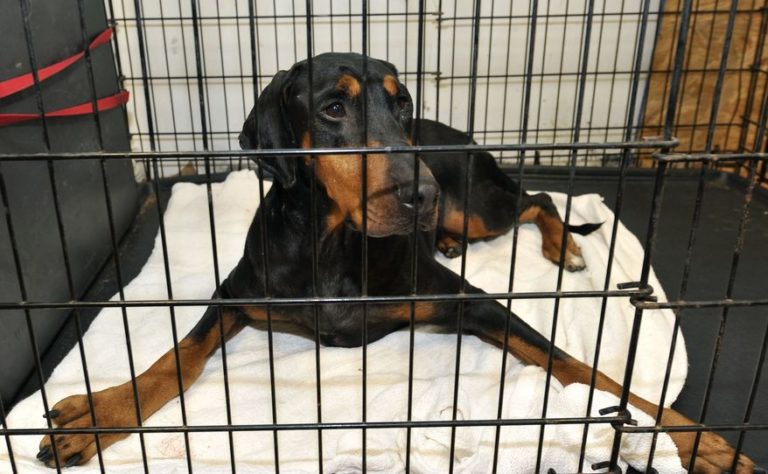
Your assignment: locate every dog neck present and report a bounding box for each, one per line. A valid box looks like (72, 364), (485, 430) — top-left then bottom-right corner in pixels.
(272, 174), (350, 236)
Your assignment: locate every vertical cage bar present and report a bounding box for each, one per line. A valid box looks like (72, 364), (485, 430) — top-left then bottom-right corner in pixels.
(97, 163), (149, 472)
(44, 163), (106, 471)
(15, 0), (77, 469)
(176, 0), (201, 161)
(578, 1), (655, 468)
(607, 160), (668, 467)
(147, 159), (193, 474)
(732, 311), (768, 471)
(268, 0), (280, 70)
(189, 0), (210, 150)
(90, 2), (152, 456)
(248, 1), (281, 469)
(448, 1), (482, 471)
(201, 104), (236, 474)
(646, 0), (739, 468)
(609, 0), (692, 465)
(702, 0), (738, 155)
(738, 3), (768, 153)
(292, 0), (300, 63)
(663, 0), (694, 143)
(232, 0), (249, 163)
(689, 158), (758, 470)
(76, 0), (107, 151)
(302, 3), (324, 471)
(360, 2), (370, 471)
(491, 1), (539, 469)
(496, 0), (517, 162)
(0, 394), (15, 472)
(521, 0), (539, 146)
(480, 0), (497, 146)
(536, 1), (596, 469)
(635, 0), (668, 143)
(104, 0), (124, 82)
(117, 0), (150, 172)
(593, 0), (629, 164)
(212, 0), (234, 156)
(673, 0), (705, 155)
(156, 0), (186, 166)
(532, 0), (550, 155)
(405, 0), (427, 470)
(548, 0), (581, 163)
(132, 0), (157, 152)
(87, 14), (154, 456)
(196, 0), (217, 156)
(0, 159), (60, 473)
(446, 0), (459, 126)
(433, 0), (442, 121)
(654, 0), (683, 145)
(102, 0), (137, 171)
(132, 1), (195, 469)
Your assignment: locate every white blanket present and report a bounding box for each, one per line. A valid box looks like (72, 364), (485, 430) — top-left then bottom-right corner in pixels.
(2, 170), (687, 473)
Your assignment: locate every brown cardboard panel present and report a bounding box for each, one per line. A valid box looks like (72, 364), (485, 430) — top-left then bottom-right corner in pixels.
(642, 0), (767, 157)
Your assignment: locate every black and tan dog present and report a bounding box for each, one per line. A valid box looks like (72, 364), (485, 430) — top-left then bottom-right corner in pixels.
(37, 53), (753, 472)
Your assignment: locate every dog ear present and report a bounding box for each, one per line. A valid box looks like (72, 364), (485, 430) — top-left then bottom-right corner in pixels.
(239, 69), (300, 188)
(379, 58), (399, 77)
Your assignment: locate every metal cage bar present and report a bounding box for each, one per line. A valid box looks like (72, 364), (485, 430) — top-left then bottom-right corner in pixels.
(1, 0), (767, 472)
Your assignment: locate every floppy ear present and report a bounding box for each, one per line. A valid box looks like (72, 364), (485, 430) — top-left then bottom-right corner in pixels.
(379, 58), (399, 77)
(239, 69), (300, 188)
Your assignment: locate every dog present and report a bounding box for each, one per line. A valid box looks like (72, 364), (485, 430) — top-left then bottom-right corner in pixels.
(37, 53), (753, 472)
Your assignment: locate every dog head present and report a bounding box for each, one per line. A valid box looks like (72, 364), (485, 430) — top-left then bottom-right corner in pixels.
(239, 53), (438, 237)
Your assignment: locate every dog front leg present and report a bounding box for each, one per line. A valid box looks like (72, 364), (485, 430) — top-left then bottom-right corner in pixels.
(36, 306), (245, 468)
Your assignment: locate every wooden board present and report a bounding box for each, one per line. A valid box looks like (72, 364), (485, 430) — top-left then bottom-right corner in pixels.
(641, 0), (767, 159)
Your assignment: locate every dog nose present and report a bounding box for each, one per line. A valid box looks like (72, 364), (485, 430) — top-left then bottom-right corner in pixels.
(397, 180), (439, 213)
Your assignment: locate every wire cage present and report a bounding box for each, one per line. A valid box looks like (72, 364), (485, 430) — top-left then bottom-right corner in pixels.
(1, 0), (767, 472)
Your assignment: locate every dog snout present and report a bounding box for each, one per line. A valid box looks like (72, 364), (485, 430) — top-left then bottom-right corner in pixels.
(396, 179), (439, 214)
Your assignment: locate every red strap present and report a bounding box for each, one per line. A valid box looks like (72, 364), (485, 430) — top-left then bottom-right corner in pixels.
(0, 28), (113, 100)
(0, 90), (129, 127)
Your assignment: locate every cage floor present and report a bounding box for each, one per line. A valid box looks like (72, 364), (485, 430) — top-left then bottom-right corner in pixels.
(17, 168), (768, 468)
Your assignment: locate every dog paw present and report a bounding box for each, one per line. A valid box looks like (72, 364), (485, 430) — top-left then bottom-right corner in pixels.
(663, 409), (755, 473)
(564, 252), (586, 272)
(543, 241), (586, 272)
(676, 430), (755, 473)
(437, 236), (463, 258)
(37, 388), (136, 468)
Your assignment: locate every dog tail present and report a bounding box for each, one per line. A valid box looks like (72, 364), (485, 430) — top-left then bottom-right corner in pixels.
(567, 221), (604, 236)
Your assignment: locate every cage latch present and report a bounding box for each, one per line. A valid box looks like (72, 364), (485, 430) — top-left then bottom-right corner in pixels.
(617, 281), (658, 308)
(589, 404), (638, 473)
(598, 404), (638, 427)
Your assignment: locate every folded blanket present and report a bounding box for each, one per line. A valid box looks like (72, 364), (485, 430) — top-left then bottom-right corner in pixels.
(2, 170), (687, 473)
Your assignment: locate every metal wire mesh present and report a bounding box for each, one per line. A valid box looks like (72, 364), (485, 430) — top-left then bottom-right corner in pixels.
(1, 0), (767, 472)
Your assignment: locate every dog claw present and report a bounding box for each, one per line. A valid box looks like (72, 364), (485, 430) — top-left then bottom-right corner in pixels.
(36, 446), (52, 462)
(444, 247), (462, 258)
(43, 409), (60, 419)
(65, 453), (82, 467)
(565, 254), (586, 272)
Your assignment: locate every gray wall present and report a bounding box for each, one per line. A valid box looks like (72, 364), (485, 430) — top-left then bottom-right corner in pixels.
(0, 0), (139, 407)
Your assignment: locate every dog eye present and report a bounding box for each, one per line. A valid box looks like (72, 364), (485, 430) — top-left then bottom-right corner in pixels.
(397, 96), (410, 109)
(324, 102), (346, 118)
